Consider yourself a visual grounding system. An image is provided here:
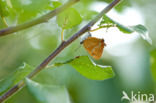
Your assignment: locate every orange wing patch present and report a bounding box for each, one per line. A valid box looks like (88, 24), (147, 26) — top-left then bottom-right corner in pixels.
(83, 37), (106, 60)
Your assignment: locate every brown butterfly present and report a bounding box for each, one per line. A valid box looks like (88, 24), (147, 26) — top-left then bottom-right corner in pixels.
(82, 37), (106, 60)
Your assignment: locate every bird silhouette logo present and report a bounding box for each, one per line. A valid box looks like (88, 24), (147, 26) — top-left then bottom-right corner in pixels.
(121, 91), (130, 102)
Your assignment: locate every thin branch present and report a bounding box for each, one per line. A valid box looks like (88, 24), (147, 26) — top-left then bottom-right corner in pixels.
(90, 24), (117, 32)
(61, 29), (65, 41)
(0, 0), (120, 102)
(0, 0), (79, 37)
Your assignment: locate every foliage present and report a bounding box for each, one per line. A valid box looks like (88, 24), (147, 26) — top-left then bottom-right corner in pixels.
(151, 49), (156, 82)
(53, 56), (114, 80)
(0, 0), (9, 17)
(0, 63), (33, 95)
(0, 0), (155, 103)
(57, 8), (82, 29)
(69, 56), (114, 80)
(25, 78), (70, 103)
(100, 15), (152, 44)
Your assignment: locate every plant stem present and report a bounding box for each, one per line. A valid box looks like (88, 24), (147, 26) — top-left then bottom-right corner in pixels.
(0, 0), (120, 102)
(0, 0), (79, 37)
(90, 24), (116, 32)
(61, 29), (65, 41)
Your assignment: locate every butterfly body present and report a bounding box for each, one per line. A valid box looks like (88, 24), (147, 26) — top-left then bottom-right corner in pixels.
(83, 37), (106, 60)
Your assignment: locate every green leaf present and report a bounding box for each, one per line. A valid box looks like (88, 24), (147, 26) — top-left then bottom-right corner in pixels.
(11, 0), (52, 23)
(69, 56), (114, 80)
(57, 8), (82, 29)
(101, 15), (152, 44)
(81, 9), (98, 20)
(0, 0), (9, 17)
(47, 56), (114, 80)
(0, 63), (33, 95)
(25, 78), (70, 103)
(52, 1), (62, 9)
(130, 24), (152, 44)
(11, 0), (51, 13)
(45, 1), (62, 10)
(150, 49), (156, 82)
(0, 17), (6, 28)
(101, 15), (133, 33)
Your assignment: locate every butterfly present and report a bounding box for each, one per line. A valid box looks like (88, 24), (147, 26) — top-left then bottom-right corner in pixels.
(82, 37), (106, 60)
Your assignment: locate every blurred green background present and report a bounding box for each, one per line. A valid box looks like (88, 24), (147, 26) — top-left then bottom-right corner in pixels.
(0, 0), (156, 103)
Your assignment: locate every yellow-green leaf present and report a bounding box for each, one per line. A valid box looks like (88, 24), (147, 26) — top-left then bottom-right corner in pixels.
(69, 56), (114, 80)
(57, 8), (82, 29)
(0, 63), (33, 95)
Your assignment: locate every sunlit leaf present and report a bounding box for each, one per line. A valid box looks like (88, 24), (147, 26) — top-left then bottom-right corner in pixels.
(45, 1), (62, 10)
(57, 8), (82, 29)
(101, 15), (133, 33)
(11, 0), (52, 23)
(101, 15), (152, 44)
(0, 0), (9, 17)
(47, 56), (114, 80)
(69, 56), (114, 80)
(0, 63), (33, 95)
(130, 24), (152, 44)
(52, 1), (62, 9)
(150, 49), (156, 82)
(0, 17), (6, 28)
(25, 78), (71, 103)
(81, 9), (98, 20)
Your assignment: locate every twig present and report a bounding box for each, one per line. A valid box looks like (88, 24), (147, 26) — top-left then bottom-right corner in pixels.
(0, 0), (120, 102)
(61, 29), (65, 41)
(90, 24), (117, 32)
(0, 0), (79, 37)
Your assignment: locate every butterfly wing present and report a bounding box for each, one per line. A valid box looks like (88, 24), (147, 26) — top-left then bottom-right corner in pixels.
(83, 37), (105, 60)
(91, 41), (104, 59)
(83, 37), (100, 52)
